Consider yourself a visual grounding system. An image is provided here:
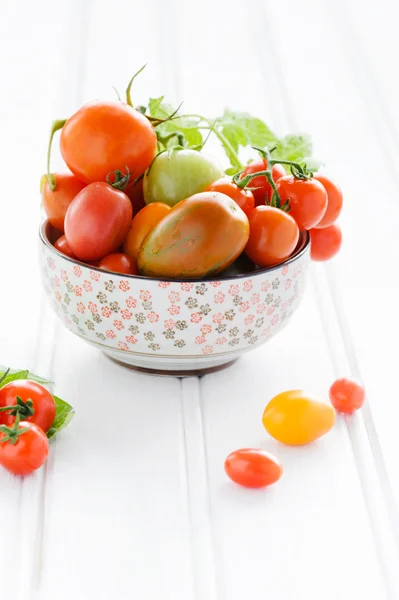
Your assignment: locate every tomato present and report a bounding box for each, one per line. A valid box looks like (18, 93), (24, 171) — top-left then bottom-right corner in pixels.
(240, 159), (285, 206)
(143, 149), (224, 207)
(206, 178), (254, 218)
(99, 253), (138, 275)
(60, 100), (157, 184)
(0, 380), (56, 433)
(125, 177), (145, 214)
(54, 234), (76, 259)
(41, 173), (86, 232)
(313, 173), (343, 229)
(0, 421), (49, 476)
(329, 377), (365, 414)
(138, 192), (249, 278)
(262, 390), (335, 445)
(245, 206), (299, 267)
(224, 448), (283, 489)
(310, 224), (342, 261)
(276, 176), (328, 230)
(124, 202), (171, 262)
(64, 182), (132, 261)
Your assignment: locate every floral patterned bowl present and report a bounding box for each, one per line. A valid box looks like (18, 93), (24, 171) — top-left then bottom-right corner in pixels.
(39, 221), (310, 376)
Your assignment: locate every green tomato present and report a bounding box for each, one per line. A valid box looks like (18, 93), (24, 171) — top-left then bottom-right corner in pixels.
(143, 149), (224, 207)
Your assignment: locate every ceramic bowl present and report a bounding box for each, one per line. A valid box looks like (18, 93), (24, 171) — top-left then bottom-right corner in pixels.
(39, 221), (310, 376)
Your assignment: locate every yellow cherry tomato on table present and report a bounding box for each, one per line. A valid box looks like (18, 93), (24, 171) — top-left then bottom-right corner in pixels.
(262, 390), (335, 445)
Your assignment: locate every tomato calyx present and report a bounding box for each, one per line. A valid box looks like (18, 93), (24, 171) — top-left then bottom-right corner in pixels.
(106, 166), (135, 192)
(0, 415), (30, 446)
(0, 395), (35, 419)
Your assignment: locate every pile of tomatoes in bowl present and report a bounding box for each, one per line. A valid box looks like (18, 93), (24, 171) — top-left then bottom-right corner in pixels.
(41, 69), (343, 279)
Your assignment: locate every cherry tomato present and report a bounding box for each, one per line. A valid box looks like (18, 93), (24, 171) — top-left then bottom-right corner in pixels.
(64, 182), (132, 261)
(143, 149), (224, 207)
(41, 173), (86, 232)
(276, 176), (328, 230)
(313, 173), (343, 229)
(310, 224), (342, 261)
(60, 100), (157, 184)
(224, 448), (283, 488)
(240, 159), (285, 206)
(0, 380), (56, 433)
(0, 421), (49, 476)
(206, 178), (254, 218)
(245, 206), (299, 267)
(99, 253), (138, 275)
(54, 235), (76, 259)
(262, 390), (335, 445)
(124, 203), (171, 262)
(329, 377), (365, 414)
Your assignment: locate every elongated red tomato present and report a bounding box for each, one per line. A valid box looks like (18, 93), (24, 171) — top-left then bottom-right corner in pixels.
(99, 253), (138, 275)
(54, 235), (76, 259)
(0, 380), (56, 433)
(60, 100), (157, 184)
(0, 422), (49, 476)
(276, 176), (328, 230)
(245, 206), (299, 267)
(310, 224), (342, 261)
(41, 173), (86, 232)
(240, 159), (285, 206)
(206, 178), (254, 217)
(313, 173), (343, 229)
(65, 182), (133, 261)
(224, 448), (283, 488)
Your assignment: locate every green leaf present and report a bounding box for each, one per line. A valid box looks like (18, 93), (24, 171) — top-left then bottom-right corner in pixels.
(225, 166), (240, 176)
(149, 98), (203, 150)
(47, 396), (75, 440)
(0, 367), (52, 388)
(217, 109), (277, 155)
(273, 133), (313, 163)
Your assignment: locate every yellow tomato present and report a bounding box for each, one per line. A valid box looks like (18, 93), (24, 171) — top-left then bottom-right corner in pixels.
(262, 390), (335, 445)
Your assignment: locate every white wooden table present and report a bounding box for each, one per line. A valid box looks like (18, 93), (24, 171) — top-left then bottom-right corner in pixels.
(1, 0), (399, 597)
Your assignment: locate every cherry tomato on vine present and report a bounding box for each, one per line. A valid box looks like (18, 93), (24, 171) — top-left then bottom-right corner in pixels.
(65, 182), (132, 261)
(206, 177), (254, 218)
(54, 235), (76, 259)
(312, 173), (343, 229)
(0, 421), (49, 476)
(60, 101), (157, 184)
(41, 173), (86, 232)
(224, 448), (283, 488)
(240, 159), (285, 206)
(310, 224), (342, 261)
(329, 377), (365, 414)
(124, 202), (171, 262)
(99, 253), (138, 275)
(262, 390), (335, 445)
(276, 176), (328, 230)
(244, 206), (299, 267)
(0, 380), (56, 433)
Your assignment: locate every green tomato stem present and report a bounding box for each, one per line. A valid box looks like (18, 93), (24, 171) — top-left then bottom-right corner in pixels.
(46, 119), (67, 191)
(125, 64), (147, 108)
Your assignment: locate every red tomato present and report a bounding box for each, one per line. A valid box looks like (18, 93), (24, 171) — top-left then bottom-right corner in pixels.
(241, 159), (285, 206)
(54, 235), (76, 259)
(206, 177), (254, 217)
(276, 176), (328, 230)
(0, 421), (49, 476)
(310, 223), (342, 261)
(64, 182), (133, 261)
(224, 448), (283, 488)
(99, 253), (138, 275)
(245, 206), (299, 267)
(41, 173), (86, 232)
(125, 177), (145, 214)
(60, 100), (157, 184)
(0, 380), (56, 433)
(124, 203), (171, 262)
(329, 377), (365, 414)
(313, 173), (343, 229)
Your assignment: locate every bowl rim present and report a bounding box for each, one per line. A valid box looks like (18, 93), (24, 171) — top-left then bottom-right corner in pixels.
(39, 220), (310, 283)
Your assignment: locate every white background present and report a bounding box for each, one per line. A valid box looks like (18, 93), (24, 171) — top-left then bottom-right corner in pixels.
(1, 0), (399, 598)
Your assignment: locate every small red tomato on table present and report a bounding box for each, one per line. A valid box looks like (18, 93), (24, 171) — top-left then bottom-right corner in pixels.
(329, 377), (365, 414)
(225, 448), (283, 488)
(0, 380), (56, 433)
(0, 420), (49, 476)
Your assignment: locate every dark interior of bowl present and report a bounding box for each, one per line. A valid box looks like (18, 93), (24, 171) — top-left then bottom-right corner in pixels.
(41, 221), (309, 281)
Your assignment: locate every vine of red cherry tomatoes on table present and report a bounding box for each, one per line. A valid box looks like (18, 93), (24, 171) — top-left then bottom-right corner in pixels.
(41, 66), (343, 278)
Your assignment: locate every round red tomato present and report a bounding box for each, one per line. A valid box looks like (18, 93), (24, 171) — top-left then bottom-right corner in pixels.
(60, 100), (157, 184)
(310, 223), (342, 261)
(0, 421), (49, 476)
(329, 377), (365, 414)
(41, 173), (86, 232)
(206, 177), (254, 217)
(240, 159), (285, 206)
(224, 448), (283, 488)
(276, 176), (328, 230)
(99, 253), (138, 275)
(64, 182), (133, 261)
(313, 173), (343, 229)
(245, 206), (299, 267)
(54, 235), (76, 259)
(124, 202), (171, 262)
(0, 380), (56, 433)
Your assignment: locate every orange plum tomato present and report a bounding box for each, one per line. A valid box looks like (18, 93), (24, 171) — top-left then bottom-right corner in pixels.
(123, 203), (171, 262)
(206, 177), (255, 218)
(329, 377), (365, 414)
(310, 224), (342, 261)
(276, 176), (328, 230)
(224, 448), (283, 489)
(41, 173), (86, 232)
(313, 173), (343, 229)
(99, 253), (138, 275)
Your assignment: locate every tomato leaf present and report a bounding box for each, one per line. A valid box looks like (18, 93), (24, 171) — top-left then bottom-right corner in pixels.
(149, 97), (203, 149)
(272, 133), (313, 163)
(0, 367), (52, 388)
(47, 396), (75, 440)
(217, 110), (277, 155)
